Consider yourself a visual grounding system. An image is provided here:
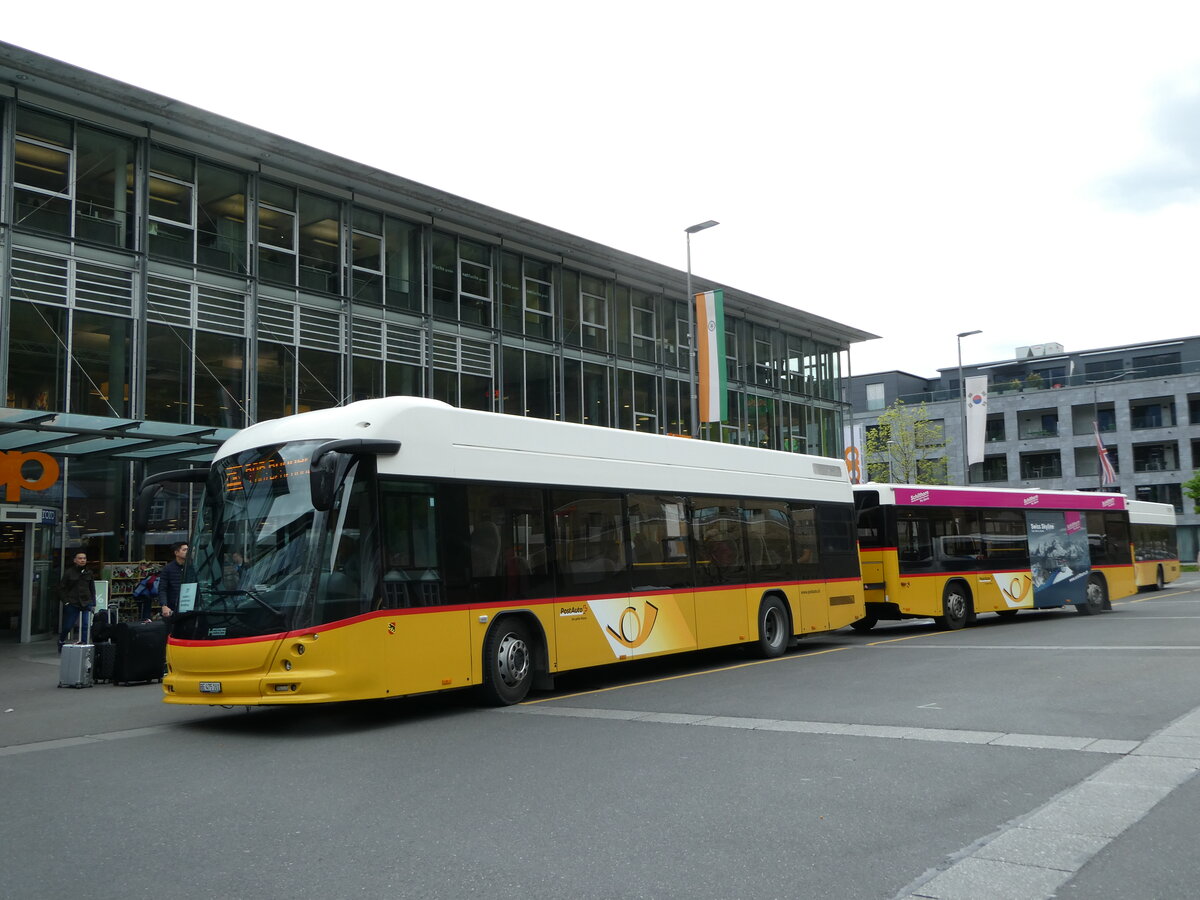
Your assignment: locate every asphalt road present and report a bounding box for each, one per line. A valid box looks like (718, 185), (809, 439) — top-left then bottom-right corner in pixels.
(2, 573), (1198, 900)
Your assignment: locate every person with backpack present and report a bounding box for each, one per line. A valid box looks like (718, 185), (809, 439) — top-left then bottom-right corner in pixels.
(132, 569), (161, 620)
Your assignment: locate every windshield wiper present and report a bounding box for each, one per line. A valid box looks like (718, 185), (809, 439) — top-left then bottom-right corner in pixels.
(206, 587), (286, 619)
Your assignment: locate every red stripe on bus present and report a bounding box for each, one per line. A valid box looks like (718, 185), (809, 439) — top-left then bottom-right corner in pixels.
(167, 577), (855, 648)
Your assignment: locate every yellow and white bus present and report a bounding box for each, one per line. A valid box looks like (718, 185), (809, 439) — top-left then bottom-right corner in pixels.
(852, 484), (1137, 631)
(1128, 499), (1181, 591)
(138, 398), (864, 705)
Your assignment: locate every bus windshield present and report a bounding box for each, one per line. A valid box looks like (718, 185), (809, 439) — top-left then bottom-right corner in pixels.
(175, 441), (326, 640)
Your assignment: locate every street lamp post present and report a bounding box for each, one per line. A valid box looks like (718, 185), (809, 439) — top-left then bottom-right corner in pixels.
(957, 330), (982, 484)
(685, 220), (719, 438)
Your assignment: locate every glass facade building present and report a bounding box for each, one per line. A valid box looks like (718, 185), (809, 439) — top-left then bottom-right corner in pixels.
(0, 43), (873, 641)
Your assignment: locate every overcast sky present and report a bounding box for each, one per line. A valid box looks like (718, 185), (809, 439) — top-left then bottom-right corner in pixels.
(5, 1), (1199, 377)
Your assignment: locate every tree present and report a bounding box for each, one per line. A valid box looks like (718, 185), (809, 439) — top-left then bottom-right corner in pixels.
(1184, 470), (1200, 513)
(862, 400), (950, 484)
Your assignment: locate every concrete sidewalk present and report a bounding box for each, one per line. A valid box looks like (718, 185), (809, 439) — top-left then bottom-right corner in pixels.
(0, 638), (215, 749)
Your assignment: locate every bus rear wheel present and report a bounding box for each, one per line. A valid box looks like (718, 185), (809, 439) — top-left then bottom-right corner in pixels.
(481, 619), (534, 705)
(934, 582), (972, 630)
(1154, 566), (1165, 591)
(1077, 575), (1107, 616)
(756, 597), (790, 658)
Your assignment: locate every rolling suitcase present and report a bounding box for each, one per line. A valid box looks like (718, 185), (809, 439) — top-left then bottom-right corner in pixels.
(91, 605), (117, 684)
(112, 620), (168, 685)
(94, 640), (117, 684)
(58, 610), (94, 689)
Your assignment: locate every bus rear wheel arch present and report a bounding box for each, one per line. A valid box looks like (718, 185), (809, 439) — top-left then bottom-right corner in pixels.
(481, 616), (540, 705)
(756, 594), (791, 658)
(934, 581), (973, 630)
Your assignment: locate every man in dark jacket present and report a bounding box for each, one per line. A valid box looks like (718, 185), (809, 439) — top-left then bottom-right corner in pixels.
(160, 541), (188, 619)
(58, 551), (96, 652)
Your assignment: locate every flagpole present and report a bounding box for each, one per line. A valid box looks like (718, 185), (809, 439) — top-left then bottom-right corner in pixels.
(956, 330), (981, 483)
(684, 220), (719, 438)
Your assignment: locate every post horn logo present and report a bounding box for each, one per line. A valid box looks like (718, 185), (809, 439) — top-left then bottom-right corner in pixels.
(1000, 573), (1033, 608)
(0, 451), (59, 502)
(606, 601), (660, 649)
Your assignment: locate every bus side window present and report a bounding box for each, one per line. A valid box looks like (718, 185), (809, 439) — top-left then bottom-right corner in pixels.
(378, 480), (442, 608)
(741, 499), (790, 582)
(693, 499), (746, 587)
(466, 484), (552, 603)
(898, 517), (932, 564)
(626, 494), (692, 590)
(790, 504), (820, 567)
(552, 490), (629, 596)
(816, 504), (859, 580)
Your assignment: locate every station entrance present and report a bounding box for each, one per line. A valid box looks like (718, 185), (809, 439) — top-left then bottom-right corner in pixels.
(0, 508), (58, 643)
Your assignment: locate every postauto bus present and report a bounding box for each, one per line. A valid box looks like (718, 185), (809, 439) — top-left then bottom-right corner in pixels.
(852, 483), (1136, 630)
(137, 398), (864, 705)
(1128, 499), (1181, 591)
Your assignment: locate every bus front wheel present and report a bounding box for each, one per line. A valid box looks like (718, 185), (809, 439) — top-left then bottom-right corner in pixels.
(1154, 566), (1165, 591)
(756, 597), (790, 658)
(934, 582), (973, 630)
(481, 619), (534, 705)
(1077, 576), (1107, 616)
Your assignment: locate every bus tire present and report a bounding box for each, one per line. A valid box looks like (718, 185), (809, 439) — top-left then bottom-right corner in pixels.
(1153, 566), (1165, 591)
(756, 596), (790, 658)
(934, 581), (972, 630)
(849, 615), (877, 633)
(481, 618), (535, 705)
(1077, 575), (1107, 616)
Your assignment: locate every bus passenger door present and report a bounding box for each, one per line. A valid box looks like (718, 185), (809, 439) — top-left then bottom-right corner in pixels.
(791, 505), (829, 634)
(379, 481), (472, 695)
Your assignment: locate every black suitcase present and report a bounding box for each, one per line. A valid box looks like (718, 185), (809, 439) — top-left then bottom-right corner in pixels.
(112, 620), (168, 685)
(91, 607), (118, 643)
(94, 641), (117, 683)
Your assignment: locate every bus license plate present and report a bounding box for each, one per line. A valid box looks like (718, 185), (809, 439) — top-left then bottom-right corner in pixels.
(199, 682), (222, 694)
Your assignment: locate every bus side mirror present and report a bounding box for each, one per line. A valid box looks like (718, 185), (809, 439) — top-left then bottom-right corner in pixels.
(310, 452), (339, 512)
(309, 439), (401, 512)
(134, 467), (211, 531)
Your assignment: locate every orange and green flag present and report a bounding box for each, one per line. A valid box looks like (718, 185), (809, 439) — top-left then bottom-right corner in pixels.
(696, 290), (727, 423)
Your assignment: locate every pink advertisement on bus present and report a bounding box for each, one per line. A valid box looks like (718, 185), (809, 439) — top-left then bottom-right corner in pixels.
(892, 487), (1125, 512)
(1027, 510), (1091, 607)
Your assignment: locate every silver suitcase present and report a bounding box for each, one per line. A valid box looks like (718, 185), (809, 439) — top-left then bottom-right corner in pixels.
(58, 610), (94, 689)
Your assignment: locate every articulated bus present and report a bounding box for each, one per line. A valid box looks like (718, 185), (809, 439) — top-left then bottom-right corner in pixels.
(852, 484), (1137, 631)
(137, 398), (864, 706)
(1128, 499), (1181, 591)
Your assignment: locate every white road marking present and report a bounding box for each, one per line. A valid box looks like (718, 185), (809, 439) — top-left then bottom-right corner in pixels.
(505, 701), (1200, 900)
